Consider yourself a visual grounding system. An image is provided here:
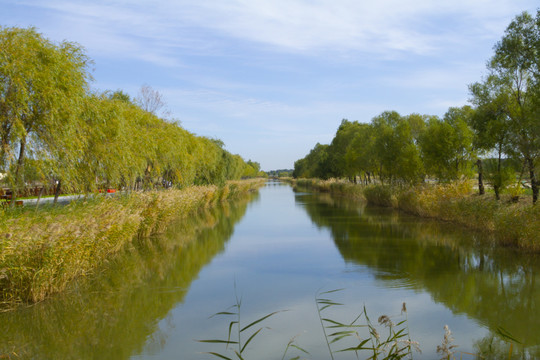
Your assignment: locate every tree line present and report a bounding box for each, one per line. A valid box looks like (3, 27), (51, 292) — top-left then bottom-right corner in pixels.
(0, 26), (263, 202)
(266, 169), (293, 177)
(294, 10), (540, 204)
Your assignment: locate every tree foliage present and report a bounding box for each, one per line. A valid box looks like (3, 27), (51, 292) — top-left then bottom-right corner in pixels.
(419, 106), (474, 181)
(0, 26), (259, 198)
(294, 112), (427, 185)
(470, 10), (540, 203)
(294, 10), (539, 204)
(0, 27), (91, 195)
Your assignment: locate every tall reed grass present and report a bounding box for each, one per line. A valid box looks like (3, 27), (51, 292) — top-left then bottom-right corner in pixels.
(292, 178), (365, 199)
(203, 288), (532, 359)
(293, 178), (540, 251)
(393, 182), (540, 250)
(0, 180), (265, 309)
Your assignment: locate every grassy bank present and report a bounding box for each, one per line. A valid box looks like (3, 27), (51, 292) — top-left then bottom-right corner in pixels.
(291, 178), (540, 251)
(0, 180), (265, 309)
(292, 178), (365, 198)
(0, 195), (257, 359)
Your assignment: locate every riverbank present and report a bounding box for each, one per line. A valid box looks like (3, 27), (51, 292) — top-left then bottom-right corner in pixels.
(290, 178), (540, 251)
(0, 180), (265, 310)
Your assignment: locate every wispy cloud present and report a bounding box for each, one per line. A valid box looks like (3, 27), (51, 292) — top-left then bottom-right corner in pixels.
(3, 0), (538, 169)
(163, 86), (386, 134)
(11, 0), (538, 61)
(166, 0), (534, 55)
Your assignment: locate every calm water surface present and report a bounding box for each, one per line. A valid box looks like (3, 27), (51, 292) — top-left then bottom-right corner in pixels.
(1, 181), (539, 359)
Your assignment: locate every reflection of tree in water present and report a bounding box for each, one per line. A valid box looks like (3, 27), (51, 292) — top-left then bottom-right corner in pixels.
(0, 193), (258, 360)
(474, 334), (540, 360)
(295, 192), (540, 354)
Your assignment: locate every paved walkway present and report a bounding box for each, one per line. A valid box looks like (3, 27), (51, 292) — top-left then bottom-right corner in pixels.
(21, 195), (85, 206)
(21, 193), (117, 206)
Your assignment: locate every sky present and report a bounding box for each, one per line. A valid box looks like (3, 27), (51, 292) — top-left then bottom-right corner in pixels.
(1, 1), (538, 170)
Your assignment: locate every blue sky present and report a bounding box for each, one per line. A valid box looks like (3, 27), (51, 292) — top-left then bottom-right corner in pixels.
(2, 0), (538, 170)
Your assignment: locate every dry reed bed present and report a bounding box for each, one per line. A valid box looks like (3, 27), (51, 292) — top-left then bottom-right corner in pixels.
(293, 178), (365, 198)
(293, 178), (540, 251)
(0, 179), (265, 309)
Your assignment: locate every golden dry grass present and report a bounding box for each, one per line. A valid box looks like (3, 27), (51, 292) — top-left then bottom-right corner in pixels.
(0, 180), (265, 309)
(293, 178), (540, 252)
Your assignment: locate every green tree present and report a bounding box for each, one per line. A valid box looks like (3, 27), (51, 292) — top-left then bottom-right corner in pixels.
(404, 113), (428, 145)
(326, 119), (364, 180)
(371, 111), (423, 184)
(419, 107), (474, 182)
(476, 11), (540, 203)
(483, 158), (516, 200)
(469, 81), (515, 199)
(344, 123), (376, 184)
(107, 89), (133, 103)
(293, 143), (330, 179)
(0, 26), (91, 199)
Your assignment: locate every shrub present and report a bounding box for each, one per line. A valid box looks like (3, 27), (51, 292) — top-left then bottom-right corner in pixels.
(364, 185), (396, 207)
(495, 204), (540, 249)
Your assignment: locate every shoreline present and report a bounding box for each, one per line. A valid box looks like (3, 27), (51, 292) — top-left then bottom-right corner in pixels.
(0, 179), (265, 310)
(289, 178), (540, 252)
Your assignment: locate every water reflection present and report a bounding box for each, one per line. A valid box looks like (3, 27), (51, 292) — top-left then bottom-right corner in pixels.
(0, 193), (258, 360)
(3, 183), (539, 359)
(295, 191), (540, 356)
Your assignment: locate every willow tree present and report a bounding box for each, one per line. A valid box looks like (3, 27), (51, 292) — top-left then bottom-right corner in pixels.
(76, 94), (144, 192)
(419, 107), (474, 182)
(0, 26), (91, 199)
(469, 79), (515, 199)
(242, 160), (262, 179)
(345, 123), (376, 184)
(293, 143), (330, 179)
(371, 111), (423, 184)
(326, 119), (364, 180)
(471, 11), (540, 203)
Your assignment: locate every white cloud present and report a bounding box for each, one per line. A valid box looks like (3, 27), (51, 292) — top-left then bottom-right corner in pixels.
(4, 0), (538, 169)
(175, 0), (536, 56)
(11, 0), (539, 61)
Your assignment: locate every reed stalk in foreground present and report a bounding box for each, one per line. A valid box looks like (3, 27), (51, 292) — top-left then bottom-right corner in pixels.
(202, 288), (526, 360)
(197, 287), (305, 360)
(316, 289), (419, 360)
(202, 289), (421, 360)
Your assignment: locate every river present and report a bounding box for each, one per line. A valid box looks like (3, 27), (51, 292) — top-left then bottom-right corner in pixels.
(1, 180), (539, 359)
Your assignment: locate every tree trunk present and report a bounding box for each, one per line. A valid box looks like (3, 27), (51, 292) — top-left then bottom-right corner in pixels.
(495, 144), (503, 200)
(35, 186), (44, 211)
(14, 138), (26, 181)
(1, 135), (10, 168)
(526, 157), (538, 204)
(11, 138), (27, 206)
(144, 163), (152, 190)
(53, 180), (62, 204)
(476, 159), (485, 195)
